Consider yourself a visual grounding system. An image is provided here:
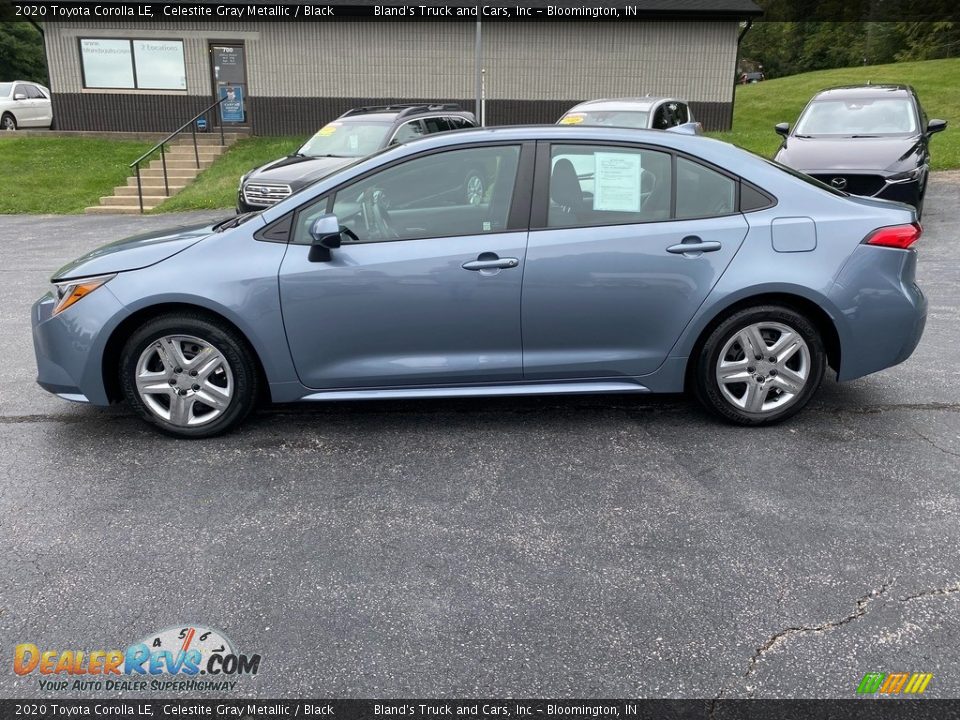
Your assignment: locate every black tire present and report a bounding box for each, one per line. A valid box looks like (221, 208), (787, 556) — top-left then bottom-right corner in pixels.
(1, 113), (16, 131)
(692, 305), (826, 426)
(119, 313), (259, 438)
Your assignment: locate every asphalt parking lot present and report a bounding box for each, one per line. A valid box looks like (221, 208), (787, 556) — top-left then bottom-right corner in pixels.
(1, 174), (959, 700)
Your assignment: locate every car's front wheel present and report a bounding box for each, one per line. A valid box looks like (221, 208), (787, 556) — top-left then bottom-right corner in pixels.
(693, 305), (826, 425)
(1, 113), (17, 131)
(119, 314), (259, 438)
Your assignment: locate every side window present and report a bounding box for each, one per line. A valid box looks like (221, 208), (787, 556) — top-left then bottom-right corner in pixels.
(676, 157), (736, 219)
(448, 116), (474, 130)
(652, 105), (671, 129)
(390, 120), (425, 145)
(26, 85), (45, 99)
(674, 103), (689, 125)
(547, 145), (672, 228)
(293, 145), (521, 244)
(13, 84), (28, 99)
(422, 116), (451, 134)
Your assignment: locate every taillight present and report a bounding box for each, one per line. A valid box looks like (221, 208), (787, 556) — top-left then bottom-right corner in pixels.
(864, 223), (922, 249)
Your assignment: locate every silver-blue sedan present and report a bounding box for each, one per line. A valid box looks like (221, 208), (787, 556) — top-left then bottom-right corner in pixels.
(32, 126), (926, 437)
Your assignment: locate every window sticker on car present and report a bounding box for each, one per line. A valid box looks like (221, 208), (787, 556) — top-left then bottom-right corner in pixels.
(316, 124), (340, 136)
(348, 135), (359, 151)
(593, 152), (642, 212)
(559, 114), (585, 125)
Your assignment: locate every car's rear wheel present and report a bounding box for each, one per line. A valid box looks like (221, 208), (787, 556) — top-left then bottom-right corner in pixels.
(119, 314), (259, 438)
(1, 113), (16, 131)
(693, 305), (826, 425)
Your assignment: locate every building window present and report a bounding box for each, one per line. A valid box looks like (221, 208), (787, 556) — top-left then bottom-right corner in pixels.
(80, 38), (186, 90)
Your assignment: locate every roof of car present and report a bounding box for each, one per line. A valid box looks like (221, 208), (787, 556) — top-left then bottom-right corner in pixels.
(813, 85), (914, 100)
(564, 97), (685, 113)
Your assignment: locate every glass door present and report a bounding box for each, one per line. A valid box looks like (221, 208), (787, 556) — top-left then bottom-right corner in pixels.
(209, 43), (248, 125)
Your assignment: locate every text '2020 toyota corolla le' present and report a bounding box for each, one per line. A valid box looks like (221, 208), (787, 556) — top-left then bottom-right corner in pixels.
(33, 127), (927, 438)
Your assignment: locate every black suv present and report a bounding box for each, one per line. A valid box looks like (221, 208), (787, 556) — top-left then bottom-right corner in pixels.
(237, 104), (477, 213)
(773, 85), (946, 214)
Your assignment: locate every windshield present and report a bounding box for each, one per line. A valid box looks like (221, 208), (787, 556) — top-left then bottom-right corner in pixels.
(298, 121), (391, 158)
(794, 98), (918, 137)
(0, 83), (11, 97)
(559, 110), (651, 129)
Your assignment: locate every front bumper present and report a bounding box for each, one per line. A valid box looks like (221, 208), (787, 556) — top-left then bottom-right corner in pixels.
(32, 286), (126, 406)
(829, 244), (926, 382)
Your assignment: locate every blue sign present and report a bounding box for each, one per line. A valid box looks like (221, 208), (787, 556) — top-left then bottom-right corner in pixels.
(219, 86), (244, 123)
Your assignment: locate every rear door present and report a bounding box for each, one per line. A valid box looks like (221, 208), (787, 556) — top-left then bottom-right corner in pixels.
(521, 142), (749, 380)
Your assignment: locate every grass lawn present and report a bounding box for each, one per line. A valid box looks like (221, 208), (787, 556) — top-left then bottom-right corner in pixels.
(152, 135), (304, 212)
(711, 57), (960, 170)
(0, 136), (151, 214)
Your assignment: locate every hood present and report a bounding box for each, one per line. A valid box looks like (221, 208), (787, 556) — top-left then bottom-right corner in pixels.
(774, 135), (921, 173)
(53, 222), (217, 281)
(245, 154), (355, 187)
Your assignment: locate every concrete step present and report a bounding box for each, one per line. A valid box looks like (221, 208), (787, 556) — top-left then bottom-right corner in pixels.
(126, 175), (195, 187)
(132, 169), (203, 181)
(85, 205), (157, 215)
(146, 158), (213, 170)
(114, 184), (187, 197)
(100, 194), (169, 207)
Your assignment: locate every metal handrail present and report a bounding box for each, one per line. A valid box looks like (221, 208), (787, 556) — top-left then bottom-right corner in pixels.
(129, 97), (228, 213)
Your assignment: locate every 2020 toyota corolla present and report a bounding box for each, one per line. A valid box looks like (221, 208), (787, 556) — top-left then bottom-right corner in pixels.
(33, 126), (927, 438)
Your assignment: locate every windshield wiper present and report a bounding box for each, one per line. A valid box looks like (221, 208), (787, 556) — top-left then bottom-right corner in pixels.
(849, 134), (880, 138)
(213, 212), (260, 232)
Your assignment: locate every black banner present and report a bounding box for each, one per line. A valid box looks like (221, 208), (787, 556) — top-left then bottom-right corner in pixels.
(3, 700), (960, 720)
(3, 0), (960, 22)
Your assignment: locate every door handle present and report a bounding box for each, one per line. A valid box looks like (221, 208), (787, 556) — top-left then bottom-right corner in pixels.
(462, 256), (519, 271)
(666, 236), (722, 255)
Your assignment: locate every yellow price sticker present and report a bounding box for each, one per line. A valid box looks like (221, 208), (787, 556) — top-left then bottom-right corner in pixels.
(316, 124), (339, 136)
(559, 114), (585, 125)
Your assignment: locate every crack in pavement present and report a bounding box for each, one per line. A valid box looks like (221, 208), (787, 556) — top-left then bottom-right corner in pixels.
(742, 585), (890, 682)
(711, 580), (960, 704)
(913, 428), (960, 458)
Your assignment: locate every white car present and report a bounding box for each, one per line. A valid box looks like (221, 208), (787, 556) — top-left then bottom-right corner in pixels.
(0, 81), (54, 130)
(558, 97), (703, 135)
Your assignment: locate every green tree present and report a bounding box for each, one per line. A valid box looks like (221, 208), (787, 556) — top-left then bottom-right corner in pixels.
(0, 22), (47, 84)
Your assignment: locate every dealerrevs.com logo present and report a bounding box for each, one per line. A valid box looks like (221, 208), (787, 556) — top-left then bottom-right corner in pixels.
(13, 625), (261, 693)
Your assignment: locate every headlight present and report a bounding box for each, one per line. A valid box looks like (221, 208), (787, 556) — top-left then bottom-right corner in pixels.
(886, 168), (923, 184)
(52, 274), (115, 316)
(238, 172), (251, 191)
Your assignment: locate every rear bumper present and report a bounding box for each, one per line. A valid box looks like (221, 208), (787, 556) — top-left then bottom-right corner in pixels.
(829, 245), (926, 381)
(32, 288), (125, 406)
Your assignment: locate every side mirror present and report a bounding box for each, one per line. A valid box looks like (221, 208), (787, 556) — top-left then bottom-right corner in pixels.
(308, 214), (342, 262)
(775, 122), (790, 137)
(13, 93), (27, 101)
(927, 119), (947, 135)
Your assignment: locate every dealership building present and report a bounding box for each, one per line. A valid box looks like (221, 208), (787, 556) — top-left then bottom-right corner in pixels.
(40, 0), (761, 135)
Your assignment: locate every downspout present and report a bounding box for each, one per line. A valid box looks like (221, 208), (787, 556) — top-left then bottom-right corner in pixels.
(730, 18), (754, 131)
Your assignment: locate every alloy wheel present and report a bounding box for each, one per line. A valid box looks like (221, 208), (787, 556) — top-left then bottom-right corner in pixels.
(134, 335), (234, 427)
(715, 321), (811, 414)
(465, 174), (485, 205)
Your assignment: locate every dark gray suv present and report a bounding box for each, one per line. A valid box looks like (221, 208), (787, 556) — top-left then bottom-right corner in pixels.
(237, 104), (477, 213)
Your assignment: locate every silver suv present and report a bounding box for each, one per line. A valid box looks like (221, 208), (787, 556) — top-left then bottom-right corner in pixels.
(558, 97), (703, 135)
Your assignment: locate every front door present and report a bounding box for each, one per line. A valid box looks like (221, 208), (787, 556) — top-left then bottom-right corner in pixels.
(521, 142), (749, 380)
(278, 143), (532, 389)
(209, 44), (248, 126)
